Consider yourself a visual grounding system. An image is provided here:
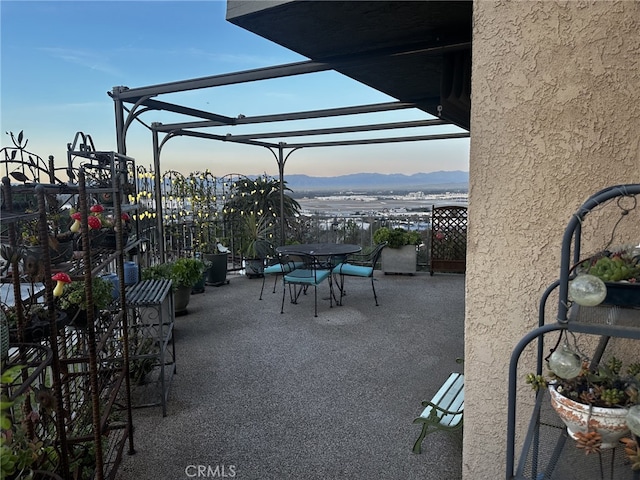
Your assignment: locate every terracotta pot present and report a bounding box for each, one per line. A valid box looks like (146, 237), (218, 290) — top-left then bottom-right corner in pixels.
(548, 385), (630, 449)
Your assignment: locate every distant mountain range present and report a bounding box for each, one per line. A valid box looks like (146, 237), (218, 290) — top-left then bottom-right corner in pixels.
(283, 170), (469, 192)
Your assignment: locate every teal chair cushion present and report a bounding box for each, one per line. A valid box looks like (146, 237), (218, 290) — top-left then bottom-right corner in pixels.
(332, 263), (373, 278)
(264, 263), (291, 275)
(265, 261), (304, 275)
(284, 268), (331, 285)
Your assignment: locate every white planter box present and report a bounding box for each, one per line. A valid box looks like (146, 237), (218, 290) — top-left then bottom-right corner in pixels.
(380, 244), (417, 274)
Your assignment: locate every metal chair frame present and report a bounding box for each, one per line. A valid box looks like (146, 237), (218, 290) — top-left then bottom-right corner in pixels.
(332, 242), (387, 306)
(259, 256), (288, 300)
(280, 252), (333, 317)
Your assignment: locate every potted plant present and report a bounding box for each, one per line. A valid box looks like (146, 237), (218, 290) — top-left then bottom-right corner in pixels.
(171, 257), (207, 287)
(75, 204), (132, 251)
(14, 217), (75, 277)
(373, 227), (422, 274)
(190, 256), (211, 295)
(142, 258), (207, 314)
(171, 257), (206, 314)
(578, 245), (640, 308)
(527, 353), (640, 452)
(3, 303), (52, 344)
(56, 276), (115, 327)
(2, 291), (70, 344)
(201, 239), (229, 287)
(242, 212), (274, 278)
(185, 171), (229, 287)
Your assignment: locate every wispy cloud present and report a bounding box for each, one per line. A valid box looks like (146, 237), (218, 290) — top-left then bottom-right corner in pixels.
(40, 47), (124, 77)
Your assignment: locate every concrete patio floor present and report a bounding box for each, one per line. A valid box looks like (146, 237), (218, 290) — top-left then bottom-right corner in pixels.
(115, 270), (465, 480)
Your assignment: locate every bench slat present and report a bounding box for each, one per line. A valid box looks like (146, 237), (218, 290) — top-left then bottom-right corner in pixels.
(419, 373), (464, 428)
(413, 370), (464, 454)
(430, 373), (463, 408)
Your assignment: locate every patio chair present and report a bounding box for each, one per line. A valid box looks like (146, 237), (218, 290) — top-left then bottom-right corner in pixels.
(280, 252), (333, 317)
(260, 255), (293, 300)
(332, 242), (387, 306)
(259, 243), (307, 300)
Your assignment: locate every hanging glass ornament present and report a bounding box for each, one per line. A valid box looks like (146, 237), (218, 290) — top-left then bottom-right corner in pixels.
(627, 405), (640, 437)
(568, 273), (607, 307)
(548, 342), (582, 379)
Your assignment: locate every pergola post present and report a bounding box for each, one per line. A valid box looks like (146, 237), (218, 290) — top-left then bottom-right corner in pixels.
(277, 143), (286, 246)
(151, 125), (165, 263)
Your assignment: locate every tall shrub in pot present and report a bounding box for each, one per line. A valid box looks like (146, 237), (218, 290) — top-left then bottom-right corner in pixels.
(242, 212), (274, 278)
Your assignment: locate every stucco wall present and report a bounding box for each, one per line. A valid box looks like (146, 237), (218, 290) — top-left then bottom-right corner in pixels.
(466, 2), (640, 478)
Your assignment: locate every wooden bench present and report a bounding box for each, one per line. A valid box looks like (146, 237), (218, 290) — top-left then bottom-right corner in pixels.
(412, 371), (464, 454)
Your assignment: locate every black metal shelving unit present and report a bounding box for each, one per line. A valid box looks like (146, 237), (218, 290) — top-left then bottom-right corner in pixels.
(506, 184), (640, 480)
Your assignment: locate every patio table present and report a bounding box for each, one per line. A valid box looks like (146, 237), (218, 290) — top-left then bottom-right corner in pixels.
(275, 243), (361, 258)
(276, 244), (362, 304)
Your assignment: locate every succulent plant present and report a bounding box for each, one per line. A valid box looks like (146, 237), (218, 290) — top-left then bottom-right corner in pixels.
(527, 356), (640, 408)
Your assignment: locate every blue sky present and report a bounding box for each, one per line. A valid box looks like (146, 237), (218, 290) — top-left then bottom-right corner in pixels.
(1, 1), (469, 177)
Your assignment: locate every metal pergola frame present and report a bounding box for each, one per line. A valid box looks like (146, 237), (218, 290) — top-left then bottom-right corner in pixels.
(109, 56), (470, 257)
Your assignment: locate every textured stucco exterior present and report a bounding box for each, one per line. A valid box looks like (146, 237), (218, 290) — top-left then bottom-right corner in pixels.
(466, 2), (640, 478)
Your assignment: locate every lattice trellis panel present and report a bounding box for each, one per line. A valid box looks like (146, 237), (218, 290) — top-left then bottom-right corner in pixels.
(430, 205), (467, 275)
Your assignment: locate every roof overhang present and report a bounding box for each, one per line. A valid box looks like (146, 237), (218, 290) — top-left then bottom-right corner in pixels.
(226, 0), (472, 130)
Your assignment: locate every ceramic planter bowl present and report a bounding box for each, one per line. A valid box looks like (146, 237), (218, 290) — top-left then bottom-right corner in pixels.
(549, 385), (630, 449)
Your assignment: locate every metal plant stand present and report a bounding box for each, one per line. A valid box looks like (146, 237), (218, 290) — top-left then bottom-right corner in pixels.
(125, 279), (176, 417)
(506, 184), (640, 480)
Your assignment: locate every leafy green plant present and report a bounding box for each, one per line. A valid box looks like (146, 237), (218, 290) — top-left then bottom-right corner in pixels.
(141, 263), (173, 282)
(223, 175), (300, 221)
(242, 212), (274, 259)
(1, 365), (50, 479)
(171, 258), (206, 287)
(57, 277), (114, 312)
(142, 258), (207, 289)
(585, 246), (640, 283)
(373, 227), (421, 249)
(129, 337), (157, 385)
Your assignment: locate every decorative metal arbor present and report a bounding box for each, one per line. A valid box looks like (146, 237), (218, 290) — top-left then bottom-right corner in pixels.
(109, 55), (469, 254)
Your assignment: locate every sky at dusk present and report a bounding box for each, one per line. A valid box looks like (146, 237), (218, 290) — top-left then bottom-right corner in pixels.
(1, 0), (470, 178)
